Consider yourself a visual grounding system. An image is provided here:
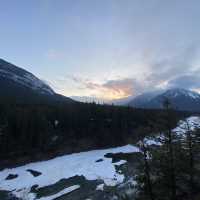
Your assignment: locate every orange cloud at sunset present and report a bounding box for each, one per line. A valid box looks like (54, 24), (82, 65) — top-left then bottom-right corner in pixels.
(70, 76), (142, 100)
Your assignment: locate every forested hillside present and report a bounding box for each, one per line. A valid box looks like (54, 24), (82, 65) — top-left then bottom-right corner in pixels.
(0, 102), (187, 166)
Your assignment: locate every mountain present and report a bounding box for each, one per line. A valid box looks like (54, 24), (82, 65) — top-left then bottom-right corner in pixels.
(128, 90), (164, 108)
(0, 58), (74, 104)
(128, 88), (200, 111)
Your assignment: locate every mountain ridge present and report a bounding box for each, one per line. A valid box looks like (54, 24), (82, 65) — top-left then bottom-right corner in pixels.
(128, 88), (200, 111)
(0, 58), (74, 104)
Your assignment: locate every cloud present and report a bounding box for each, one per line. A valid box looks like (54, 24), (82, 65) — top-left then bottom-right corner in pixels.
(168, 74), (200, 90)
(53, 44), (200, 100)
(148, 45), (199, 82)
(143, 44), (200, 91)
(69, 76), (147, 99)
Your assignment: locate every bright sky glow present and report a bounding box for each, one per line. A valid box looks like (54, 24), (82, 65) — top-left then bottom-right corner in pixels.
(1, 0), (200, 99)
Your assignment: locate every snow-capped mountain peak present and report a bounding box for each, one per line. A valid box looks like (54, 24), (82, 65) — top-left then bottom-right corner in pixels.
(0, 58), (74, 104)
(128, 88), (200, 111)
(162, 88), (200, 100)
(0, 58), (54, 95)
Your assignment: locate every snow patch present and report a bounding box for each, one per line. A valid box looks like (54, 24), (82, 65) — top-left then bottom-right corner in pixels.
(0, 145), (138, 199)
(143, 137), (162, 146)
(173, 116), (200, 136)
(12, 188), (36, 200)
(38, 185), (80, 200)
(96, 184), (104, 191)
(114, 160), (127, 166)
(141, 116), (200, 147)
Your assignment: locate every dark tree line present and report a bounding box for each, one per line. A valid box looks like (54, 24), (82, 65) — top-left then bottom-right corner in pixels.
(0, 101), (183, 162)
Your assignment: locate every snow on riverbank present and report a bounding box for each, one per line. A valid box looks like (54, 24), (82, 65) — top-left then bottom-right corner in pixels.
(142, 116), (200, 146)
(173, 116), (200, 136)
(1, 116), (199, 200)
(0, 145), (139, 199)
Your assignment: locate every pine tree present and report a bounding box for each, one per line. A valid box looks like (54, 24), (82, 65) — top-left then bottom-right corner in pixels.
(136, 126), (155, 200)
(139, 140), (155, 200)
(179, 118), (200, 199)
(159, 98), (178, 200)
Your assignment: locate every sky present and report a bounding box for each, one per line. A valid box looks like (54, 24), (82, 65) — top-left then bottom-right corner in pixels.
(1, 0), (200, 100)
